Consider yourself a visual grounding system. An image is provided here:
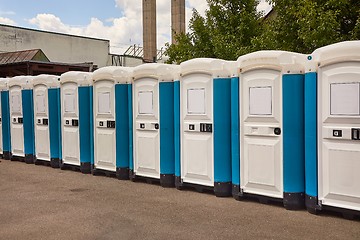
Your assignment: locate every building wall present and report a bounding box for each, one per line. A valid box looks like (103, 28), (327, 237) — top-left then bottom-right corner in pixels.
(0, 24), (110, 68)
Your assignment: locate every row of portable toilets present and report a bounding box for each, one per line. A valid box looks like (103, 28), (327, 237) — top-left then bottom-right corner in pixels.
(0, 41), (359, 219)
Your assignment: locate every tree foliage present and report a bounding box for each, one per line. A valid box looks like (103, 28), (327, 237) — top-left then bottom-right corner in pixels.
(165, 0), (360, 64)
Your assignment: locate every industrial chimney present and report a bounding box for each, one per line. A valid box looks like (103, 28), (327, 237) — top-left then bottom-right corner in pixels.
(171, 0), (185, 44)
(143, 0), (157, 63)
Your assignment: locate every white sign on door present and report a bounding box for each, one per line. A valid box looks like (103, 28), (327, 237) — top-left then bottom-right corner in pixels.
(138, 91), (153, 114)
(330, 83), (360, 116)
(36, 93), (46, 113)
(187, 88), (206, 114)
(98, 92), (111, 114)
(64, 93), (75, 113)
(249, 87), (272, 115)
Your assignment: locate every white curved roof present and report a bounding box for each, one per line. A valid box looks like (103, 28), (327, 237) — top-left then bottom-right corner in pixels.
(32, 74), (60, 88)
(237, 50), (306, 73)
(133, 63), (179, 82)
(180, 58), (232, 78)
(60, 71), (92, 86)
(310, 40), (360, 65)
(0, 78), (9, 91)
(8, 75), (34, 88)
(93, 66), (133, 84)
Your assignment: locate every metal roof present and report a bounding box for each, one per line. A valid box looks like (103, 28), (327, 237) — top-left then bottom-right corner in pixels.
(0, 49), (50, 64)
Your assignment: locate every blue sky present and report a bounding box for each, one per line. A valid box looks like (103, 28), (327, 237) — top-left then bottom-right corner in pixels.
(0, 0), (271, 54)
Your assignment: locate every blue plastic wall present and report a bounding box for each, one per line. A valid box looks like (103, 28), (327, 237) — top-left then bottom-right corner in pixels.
(304, 72), (318, 198)
(48, 88), (61, 159)
(282, 74), (305, 194)
(231, 76), (240, 186)
(115, 84), (130, 169)
(174, 81), (181, 177)
(78, 86), (93, 164)
(159, 82), (175, 175)
(214, 78), (232, 183)
(128, 84), (133, 171)
(1, 91), (11, 153)
(22, 89), (35, 156)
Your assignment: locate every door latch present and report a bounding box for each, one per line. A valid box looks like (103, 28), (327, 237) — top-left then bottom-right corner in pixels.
(140, 123), (145, 129)
(154, 123), (159, 130)
(274, 128), (281, 135)
(18, 117), (23, 124)
(72, 119), (78, 126)
(352, 128), (360, 140)
(107, 120), (115, 128)
(43, 118), (48, 125)
(200, 123), (212, 133)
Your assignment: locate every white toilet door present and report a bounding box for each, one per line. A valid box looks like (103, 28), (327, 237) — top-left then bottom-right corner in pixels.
(181, 73), (214, 187)
(34, 85), (50, 161)
(61, 82), (80, 165)
(133, 77), (160, 179)
(93, 80), (116, 171)
(240, 69), (283, 199)
(10, 86), (24, 157)
(318, 61), (360, 211)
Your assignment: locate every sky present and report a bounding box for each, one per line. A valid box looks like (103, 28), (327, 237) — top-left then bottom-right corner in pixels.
(0, 0), (271, 54)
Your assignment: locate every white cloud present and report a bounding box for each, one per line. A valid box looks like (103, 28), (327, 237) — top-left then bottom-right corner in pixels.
(0, 17), (16, 25)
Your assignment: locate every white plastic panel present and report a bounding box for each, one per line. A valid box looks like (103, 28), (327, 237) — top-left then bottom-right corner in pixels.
(330, 83), (360, 116)
(249, 87), (272, 115)
(61, 82), (80, 165)
(240, 69), (283, 199)
(34, 85), (50, 161)
(181, 73), (213, 186)
(9, 87), (24, 157)
(133, 77), (160, 179)
(318, 61), (360, 211)
(94, 80), (116, 172)
(187, 88), (206, 114)
(0, 96), (2, 154)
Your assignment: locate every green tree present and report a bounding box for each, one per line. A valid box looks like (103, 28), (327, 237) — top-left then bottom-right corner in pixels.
(252, 0), (360, 53)
(165, 0), (261, 64)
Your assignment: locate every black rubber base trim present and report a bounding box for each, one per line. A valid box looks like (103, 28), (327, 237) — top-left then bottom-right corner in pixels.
(214, 181), (232, 197)
(34, 158), (51, 167)
(160, 174), (175, 188)
(50, 158), (60, 168)
(322, 205), (360, 220)
(174, 177), (215, 195)
(80, 162), (91, 174)
(11, 155), (25, 162)
(129, 169), (136, 181)
(3, 151), (11, 160)
(232, 184), (243, 200)
(59, 160), (81, 172)
(91, 165), (116, 178)
(128, 171), (161, 185)
(25, 154), (35, 164)
(283, 192), (305, 210)
(305, 194), (320, 215)
(116, 167), (129, 180)
(240, 192), (284, 207)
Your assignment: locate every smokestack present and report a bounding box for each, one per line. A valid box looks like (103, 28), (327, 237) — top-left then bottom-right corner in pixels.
(171, 0), (185, 44)
(142, 0), (157, 63)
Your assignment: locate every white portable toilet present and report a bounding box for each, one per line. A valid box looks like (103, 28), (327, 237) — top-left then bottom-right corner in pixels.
(0, 78), (11, 160)
(8, 76), (35, 163)
(132, 63), (179, 187)
(175, 58), (233, 197)
(59, 71), (93, 173)
(232, 51), (306, 209)
(305, 41), (360, 218)
(92, 66), (132, 179)
(32, 75), (61, 168)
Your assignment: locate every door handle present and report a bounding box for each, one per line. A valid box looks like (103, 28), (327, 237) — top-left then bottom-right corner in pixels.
(72, 119), (78, 126)
(274, 128), (281, 135)
(154, 123), (159, 130)
(43, 118), (48, 125)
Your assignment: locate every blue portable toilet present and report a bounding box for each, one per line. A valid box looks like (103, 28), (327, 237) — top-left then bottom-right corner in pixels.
(8, 76), (35, 164)
(0, 78), (11, 160)
(32, 75), (61, 168)
(305, 41), (360, 218)
(132, 63), (179, 187)
(59, 71), (93, 174)
(232, 51), (306, 209)
(175, 58), (233, 197)
(92, 66), (133, 180)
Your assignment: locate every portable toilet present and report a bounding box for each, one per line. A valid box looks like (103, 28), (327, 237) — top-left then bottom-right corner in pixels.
(132, 63), (179, 187)
(0, 78), (11, 160)
(175, 58), (232, 197)
(232, 51), (306, 209)
(32, 75), (61, 168)
(305, 41), (360, 218)
(92, 66), (132, 179)
(8, 76), (35, 163)
(59, 71), (93, 173)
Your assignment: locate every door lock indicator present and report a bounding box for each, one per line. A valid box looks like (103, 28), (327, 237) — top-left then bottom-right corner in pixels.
(43, 119), (48, 125)
(274, 128), (281, 135)
(140, 123), (145, 129)
(107, 120), (115, 128)
(351, 128), (360, 140)
(154, 123), (159, 130)
(189, 124), (195, 130)
(333, 129), (342, 137)
(18, 117), (23, 124)
(200, 123), (212, 133)
(72, 119), (79, 127)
